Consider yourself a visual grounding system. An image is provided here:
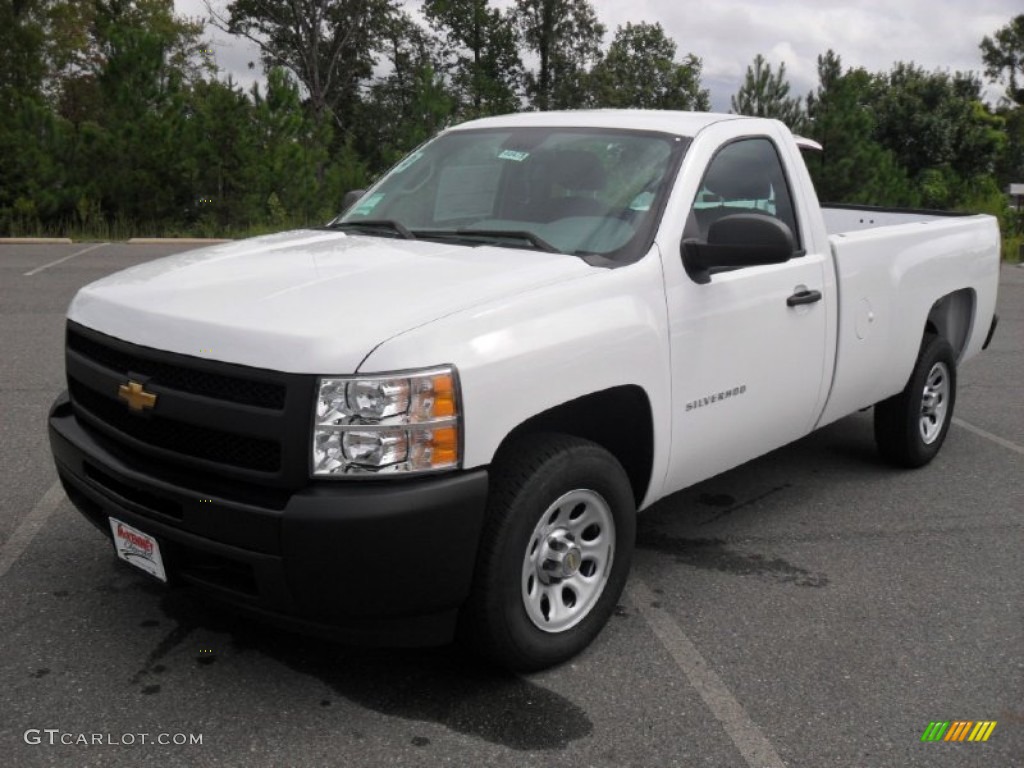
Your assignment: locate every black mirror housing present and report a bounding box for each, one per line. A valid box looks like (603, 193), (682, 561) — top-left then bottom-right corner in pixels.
(341, 189), (367, 214)
(682, 213), (796, 284)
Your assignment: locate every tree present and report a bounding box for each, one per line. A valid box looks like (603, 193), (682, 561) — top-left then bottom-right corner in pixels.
(515, 0), (603, 111)
(353, 11), (452, 168)
(805, 50), (916, 206)
(867, 64), (1004, 207)
(1, 0), (213, 234)
(423, 0), (523, 117)
(0, 0), (49, 106)
(589, 22), (709, 111)
(182, 77), (262, 229)
(731, 54), (806, 131)
(209, 0), (397, 130)
(981, 14), (1024, 107)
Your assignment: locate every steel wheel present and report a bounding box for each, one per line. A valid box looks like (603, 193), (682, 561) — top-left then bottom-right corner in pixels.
(875, 334), (957, 468)
(521, 489), (615, 633)
(460, 433), (635, 671)
(919, 361), (950, 445)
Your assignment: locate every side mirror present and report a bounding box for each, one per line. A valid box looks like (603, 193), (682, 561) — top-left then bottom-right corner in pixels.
(682, 213), (796, 284)
(341, 189), (367, 214)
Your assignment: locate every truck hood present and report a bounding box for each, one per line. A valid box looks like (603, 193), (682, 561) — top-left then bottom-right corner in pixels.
(68, 229), (595, 373)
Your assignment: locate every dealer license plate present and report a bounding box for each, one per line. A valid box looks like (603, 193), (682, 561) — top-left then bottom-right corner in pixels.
(109, 518), (167, 582)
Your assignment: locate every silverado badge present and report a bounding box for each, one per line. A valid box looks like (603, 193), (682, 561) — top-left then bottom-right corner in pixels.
(118, 380), (157, 412)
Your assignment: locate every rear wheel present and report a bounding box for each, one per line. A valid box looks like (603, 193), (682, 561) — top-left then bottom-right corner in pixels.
(874, 334), (957, 468)
(461, 434), (635, 671)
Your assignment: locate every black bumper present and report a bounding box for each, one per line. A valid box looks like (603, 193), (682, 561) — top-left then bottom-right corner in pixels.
(48, 392), (489, 646)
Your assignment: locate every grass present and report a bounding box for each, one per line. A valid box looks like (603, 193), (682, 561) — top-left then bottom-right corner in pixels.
(1003, 233), (1023, 264)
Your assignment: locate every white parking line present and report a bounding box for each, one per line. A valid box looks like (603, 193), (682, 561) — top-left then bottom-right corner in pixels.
(0, 481), (64, 581)
(23, 242), (108, 276)
(627, 577), (787, 768)
(953, 418), (1024, 457)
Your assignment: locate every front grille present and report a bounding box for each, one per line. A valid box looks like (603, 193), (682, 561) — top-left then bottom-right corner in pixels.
(65, 321), (316, 489)
(68, 328), (286, 409)
(70, 381), (282, 472)
(84, 462), (184, 519)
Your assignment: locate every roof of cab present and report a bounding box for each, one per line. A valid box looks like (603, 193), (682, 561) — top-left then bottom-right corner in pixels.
(449, 109), (756, 137)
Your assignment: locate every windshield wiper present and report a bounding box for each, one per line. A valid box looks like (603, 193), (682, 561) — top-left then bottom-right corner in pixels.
(412, 228), (560, 253)
(327, 219), (416, 240)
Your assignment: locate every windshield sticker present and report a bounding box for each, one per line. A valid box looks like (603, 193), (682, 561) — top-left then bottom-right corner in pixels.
(629, 191), (654, 211)
(498, 149), (530, 162)
(390, 151), (424, 175)
(351, 193), (385, 217)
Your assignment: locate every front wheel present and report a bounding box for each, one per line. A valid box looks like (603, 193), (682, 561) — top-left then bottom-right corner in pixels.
(461, 434), (636, 671)
(874, 334), (957, 468)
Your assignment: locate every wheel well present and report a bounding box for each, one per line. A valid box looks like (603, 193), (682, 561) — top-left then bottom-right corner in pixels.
(495, 386), (654, 507)
(925, 288), (975, 361)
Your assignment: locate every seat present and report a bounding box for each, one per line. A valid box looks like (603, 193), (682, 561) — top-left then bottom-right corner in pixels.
(516, 150), (608, 222)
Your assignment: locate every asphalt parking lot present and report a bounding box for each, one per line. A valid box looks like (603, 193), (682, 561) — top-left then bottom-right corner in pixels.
(1, 242), (1021, 767)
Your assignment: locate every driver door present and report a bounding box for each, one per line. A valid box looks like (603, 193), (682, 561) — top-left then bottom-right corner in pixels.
(663, 136), (829, 493)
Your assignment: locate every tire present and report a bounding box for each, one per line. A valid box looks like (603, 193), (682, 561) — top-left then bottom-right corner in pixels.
(874, 334), (957, 468)
(460, 434), (636, 671)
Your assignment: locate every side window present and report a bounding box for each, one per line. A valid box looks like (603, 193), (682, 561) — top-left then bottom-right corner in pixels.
(685, 138), (801, 250)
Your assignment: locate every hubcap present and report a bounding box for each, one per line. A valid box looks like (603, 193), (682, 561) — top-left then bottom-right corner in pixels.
(521, 489), (615, 633)
(919, 361), (950, 445)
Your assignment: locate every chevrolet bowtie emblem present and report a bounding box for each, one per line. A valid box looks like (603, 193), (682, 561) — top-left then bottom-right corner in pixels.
(118, 380), (157, 412)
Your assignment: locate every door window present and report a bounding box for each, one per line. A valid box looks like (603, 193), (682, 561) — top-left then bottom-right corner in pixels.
(685, 138), (801, 249)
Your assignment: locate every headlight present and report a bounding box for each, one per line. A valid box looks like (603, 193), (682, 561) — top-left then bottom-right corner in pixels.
(312, 367), (460, 476)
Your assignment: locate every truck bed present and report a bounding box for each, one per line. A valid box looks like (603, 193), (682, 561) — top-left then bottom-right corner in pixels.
(822, 204), (973, 236)
(815, 210), (1001, 428)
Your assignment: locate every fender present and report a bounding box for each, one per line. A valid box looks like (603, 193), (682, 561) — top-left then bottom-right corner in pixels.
(358, 248), (673, 510)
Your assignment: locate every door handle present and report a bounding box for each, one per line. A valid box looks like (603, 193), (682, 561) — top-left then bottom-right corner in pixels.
(787, 289), (822, 307)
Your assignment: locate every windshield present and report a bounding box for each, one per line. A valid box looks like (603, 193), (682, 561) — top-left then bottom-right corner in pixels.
(332, 127), (687, 261)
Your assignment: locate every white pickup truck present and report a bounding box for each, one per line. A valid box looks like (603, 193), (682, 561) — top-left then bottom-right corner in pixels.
(49, 110), (1000, 670)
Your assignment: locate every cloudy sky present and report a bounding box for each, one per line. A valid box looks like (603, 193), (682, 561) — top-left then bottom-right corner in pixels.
(177, 0), (1019, 109)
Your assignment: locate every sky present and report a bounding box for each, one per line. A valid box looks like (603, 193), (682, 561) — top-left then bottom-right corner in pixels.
(177, 0), (1020, 110)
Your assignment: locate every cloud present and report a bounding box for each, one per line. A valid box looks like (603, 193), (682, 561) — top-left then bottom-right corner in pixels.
(590, 0), (1018, 107)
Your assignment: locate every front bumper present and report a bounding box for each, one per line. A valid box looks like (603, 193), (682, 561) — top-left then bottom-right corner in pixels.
(48, 391), (489, 645)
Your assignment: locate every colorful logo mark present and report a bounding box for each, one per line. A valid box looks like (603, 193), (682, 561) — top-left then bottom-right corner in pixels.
(921, 721), (997, 742)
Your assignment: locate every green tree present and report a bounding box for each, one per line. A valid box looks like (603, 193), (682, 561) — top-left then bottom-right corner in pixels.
(249, 68), (328, 222)
(981, 13), (1024, 106)
(868, 64), (1004, 208)
(0, 0), (49, 106)
(423, 0), (523, 117)
(515, 0), (604, 111)
(731, 54), (806, 131)
(589, 22), (709, 111)
(980, 16), (1024, 235)
(213, 0), (397, 130)
(79, 1), (210, 225)
(0, 0), (54, 233)
(183, 77), (261, 229)
(805, 50), (916, 206)
(1, 0), (212, 234)
(355, 11), (453, 168)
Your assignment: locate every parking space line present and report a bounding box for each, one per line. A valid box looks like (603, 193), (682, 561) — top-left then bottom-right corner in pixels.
(627, 577), (787, 768)
(0, 481), (64, 581)
(23, 243), (108, 276)
(953, 418), (1024, 457)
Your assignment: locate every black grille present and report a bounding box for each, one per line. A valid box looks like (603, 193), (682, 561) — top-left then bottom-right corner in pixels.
(70, 381), (281, 472)
(68, 328), (286, 410)
(84, 462), (183, 519)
